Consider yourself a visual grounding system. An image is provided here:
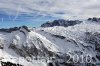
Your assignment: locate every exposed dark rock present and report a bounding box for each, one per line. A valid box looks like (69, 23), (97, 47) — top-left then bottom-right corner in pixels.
(9, 42), (38, 58)
(88, 17), (100, 22)
(9, 37), (55, 58)
(1, 61), (23, 66)
(87, 63), (95, 66)
(85, 32), (100, 52)
(47, 63), (54, 66)
(60, 62), (75, 66)
(92, 17), (98, 22)
(21, 26), (30, 32)
(85, 32), (100, 62)
(0, 44), (3, 49)
(41, 19), (82, 27)
(52, 34), (66, 39)
(0, 26), (30, 33)
(0, 27), (20, 33)
(96, 55), (100, 61)
(92, 57), (96, 62)
(88, 18), (92, 21)
(55, 62), (60, 66)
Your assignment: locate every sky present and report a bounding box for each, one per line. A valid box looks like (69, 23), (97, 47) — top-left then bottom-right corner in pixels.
(0, 0), (100, 28)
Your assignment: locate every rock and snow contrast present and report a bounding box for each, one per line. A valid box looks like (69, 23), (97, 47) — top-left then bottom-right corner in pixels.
(0, 18), (100, 66)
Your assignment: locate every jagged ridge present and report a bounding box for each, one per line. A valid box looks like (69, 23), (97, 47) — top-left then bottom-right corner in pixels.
(41, 19), (82, 27)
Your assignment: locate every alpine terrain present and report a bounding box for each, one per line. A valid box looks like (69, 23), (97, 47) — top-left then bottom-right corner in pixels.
(0, 18), (100, 66)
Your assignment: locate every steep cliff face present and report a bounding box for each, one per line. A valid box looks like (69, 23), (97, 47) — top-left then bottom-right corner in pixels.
(0, 20), (100, 66)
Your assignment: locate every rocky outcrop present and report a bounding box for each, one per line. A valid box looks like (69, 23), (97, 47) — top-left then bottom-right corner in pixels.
(88, 17), (100, 22)
(1, 61), (23, 66)
(52, 34), (66, 39)
(85, 32), (100, 61)
(41, 19), (82, 27)
(9, 37), (55, 58)
(85, 32), (100, 52)
(0, 26), (30, 33)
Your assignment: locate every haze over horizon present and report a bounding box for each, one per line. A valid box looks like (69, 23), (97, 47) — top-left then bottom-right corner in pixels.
(0, 0), (100, 28)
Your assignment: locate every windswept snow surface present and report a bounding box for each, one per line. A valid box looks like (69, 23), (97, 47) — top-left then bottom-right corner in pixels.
(37, 21), (99, 52)
(37, 21), (100, 63)
(0, 21), (100, 66)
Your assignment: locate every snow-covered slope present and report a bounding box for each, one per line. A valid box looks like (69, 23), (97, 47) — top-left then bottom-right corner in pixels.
(0, 26), (58, 66)
(0, 20), (100, 66)
(37, 20), (100, 65)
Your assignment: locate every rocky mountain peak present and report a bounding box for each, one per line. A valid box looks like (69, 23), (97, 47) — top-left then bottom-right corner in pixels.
(41, 19), (82, 27)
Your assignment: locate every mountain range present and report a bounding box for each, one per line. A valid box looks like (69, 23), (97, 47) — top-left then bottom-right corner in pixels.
(0, 18), (100, 66)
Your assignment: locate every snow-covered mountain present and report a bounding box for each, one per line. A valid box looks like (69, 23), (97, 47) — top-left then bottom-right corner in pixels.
(0, 19), (100, 66)
(41, 19), (82, 27)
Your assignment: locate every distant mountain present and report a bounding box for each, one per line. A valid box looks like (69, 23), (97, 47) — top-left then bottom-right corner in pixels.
(0, 26), (30, 33)
(41, 19), (82, 27)
(88, 17), (100, 22)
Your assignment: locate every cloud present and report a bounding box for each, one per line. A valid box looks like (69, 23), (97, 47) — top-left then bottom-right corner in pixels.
(0, 0), (100, 20)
